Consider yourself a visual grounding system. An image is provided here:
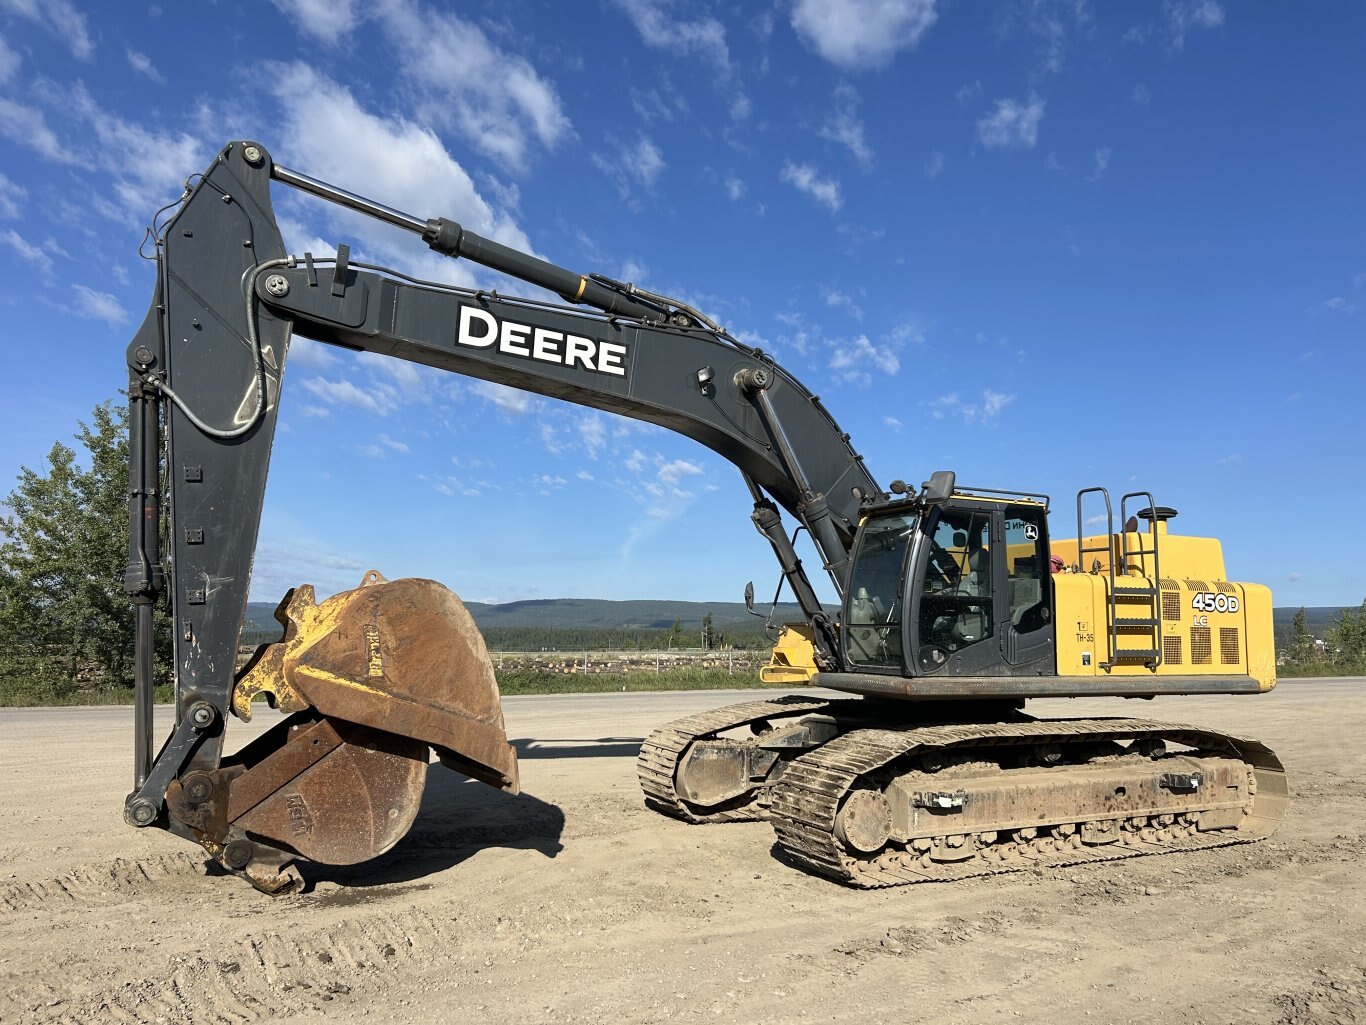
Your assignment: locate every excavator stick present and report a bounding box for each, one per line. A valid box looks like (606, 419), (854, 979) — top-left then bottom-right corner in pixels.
(165, 572), (518, 893)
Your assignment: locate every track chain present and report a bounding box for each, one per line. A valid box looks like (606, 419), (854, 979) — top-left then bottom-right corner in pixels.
(770, 717), (1281, 888)
(636, 695), (834, 823)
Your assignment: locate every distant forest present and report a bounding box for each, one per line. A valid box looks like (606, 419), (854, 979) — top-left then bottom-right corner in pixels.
(240, 597), (801, 651)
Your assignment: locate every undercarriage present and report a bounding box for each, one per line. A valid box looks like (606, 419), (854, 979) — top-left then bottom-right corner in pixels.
(637, 698), (1287, 887)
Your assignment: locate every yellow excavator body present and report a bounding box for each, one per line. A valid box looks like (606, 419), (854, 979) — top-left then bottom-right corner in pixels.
(760, 513), (1276, 692)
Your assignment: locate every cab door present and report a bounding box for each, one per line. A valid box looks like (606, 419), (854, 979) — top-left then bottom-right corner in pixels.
(908, 500), (1001, 675)
(997, 504), (1054, 672)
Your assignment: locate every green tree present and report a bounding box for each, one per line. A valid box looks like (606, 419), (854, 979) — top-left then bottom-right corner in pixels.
(1287, 607), (1316, 667)
(668, 617), (683, 649)
(701, 612), (714, 650)
(1328, 600), (1366, 673)
(0, 401), (165, 701)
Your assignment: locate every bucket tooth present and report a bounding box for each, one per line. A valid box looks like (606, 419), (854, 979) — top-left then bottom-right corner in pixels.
(233, 585), (315, 721)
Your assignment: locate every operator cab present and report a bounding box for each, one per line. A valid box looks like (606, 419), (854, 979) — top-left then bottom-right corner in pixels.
(842, 478), (1054, 678)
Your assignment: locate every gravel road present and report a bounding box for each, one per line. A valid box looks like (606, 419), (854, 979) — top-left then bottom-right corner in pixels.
(2, 681), (1363, 1025)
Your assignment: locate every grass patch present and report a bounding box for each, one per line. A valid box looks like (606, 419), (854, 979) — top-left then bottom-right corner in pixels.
(0, 682), (175, 707)
(496, 666), (764, 695)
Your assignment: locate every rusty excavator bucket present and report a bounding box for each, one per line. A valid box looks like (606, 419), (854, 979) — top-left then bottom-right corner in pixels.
(167, 572), (518, 894)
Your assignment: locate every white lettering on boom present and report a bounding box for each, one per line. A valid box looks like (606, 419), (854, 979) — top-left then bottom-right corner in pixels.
(456, 305), (626, 377)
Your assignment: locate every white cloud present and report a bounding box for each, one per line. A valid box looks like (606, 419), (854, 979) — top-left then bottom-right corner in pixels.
(625, 136), (666, 187)
(996, 0), (1093, 77)
(924, 389), (1014, 423)
(611, 0), (730, 70)
(1087, 147), (1111, 181)
(631, 83), (690, 124)
(1353, 271), (1366, 289)
(956, 80), (983, 105)
(818, 84), (873, 169)
(267, 62), (533, 260)
(69, 284), (129, 326)
(0, 97), (76, 163)
(376, 2), (570, 172)
(1, 228), (53, 273)
(0, 33), (19, 81)
(252, 538), (367, 600)
(982, 389), (1013, 418)
(576, 470), (594, 481)
(823, 288), (864, 320)
(624, 449), (648, 474)
(65, 84), (204, 219)
(0, 0), (93, 58)
(976, 94), (1046, 150)
(883, 416), (903, 431)
(126, 50), (164, 83)
(888, 320), (926, 345)
(269, 0), (361, 45)
(474, 380), (534, 414)
(288, 337), (338, 369)
(592, 134), (666, 202)
(924, 150), (944, 179)
(724, 175), (746, 201)
(657, 459), (703, 488)
(1132, 83), (1152, 105)
(578, 414), (607, 458)
(829, 334), (899, 385)
(378, 433), (409, 453)
(1165, 0), (1223, 52)
(301, 377), (392, 416)
(1317, 297), (1358, 315)
(0, 172), (22, 218)
(790, 0), (938, 70)
(780, 161), (842, 212)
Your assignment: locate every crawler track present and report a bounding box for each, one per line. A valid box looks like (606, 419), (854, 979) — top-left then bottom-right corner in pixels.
(770, 718), (1287, 888)
(636, 695), (834, 822)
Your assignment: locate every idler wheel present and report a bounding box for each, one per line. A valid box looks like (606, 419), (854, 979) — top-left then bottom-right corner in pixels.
(833, 789), (893, 855)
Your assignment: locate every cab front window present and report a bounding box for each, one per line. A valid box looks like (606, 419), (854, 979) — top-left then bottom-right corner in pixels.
(845, 512), (917, 669)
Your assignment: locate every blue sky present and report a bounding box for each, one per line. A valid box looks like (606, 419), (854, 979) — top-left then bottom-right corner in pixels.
(0, 0), (1361, 608)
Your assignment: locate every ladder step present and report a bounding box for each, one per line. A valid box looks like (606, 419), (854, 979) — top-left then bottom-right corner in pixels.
(1112, 586), (1157, 596)
(1112, 648), (1160, 659)
(1115, 619), (1160, 628)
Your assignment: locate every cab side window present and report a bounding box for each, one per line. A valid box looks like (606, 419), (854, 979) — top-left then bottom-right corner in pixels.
(845, 513), (916, 669)
(1005, 506), (1049, 633)
(919, 509), (993, 653)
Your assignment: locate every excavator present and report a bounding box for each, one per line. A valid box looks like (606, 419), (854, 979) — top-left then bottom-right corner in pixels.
(121, 141), (1286, 893)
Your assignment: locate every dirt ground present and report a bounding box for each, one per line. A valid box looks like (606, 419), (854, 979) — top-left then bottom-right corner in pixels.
(2, 680), (1364, 1025)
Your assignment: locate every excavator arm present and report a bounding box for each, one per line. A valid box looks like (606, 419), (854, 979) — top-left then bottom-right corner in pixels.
(121, 141), (881, 890)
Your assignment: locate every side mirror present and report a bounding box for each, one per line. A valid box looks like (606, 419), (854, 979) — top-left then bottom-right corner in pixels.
(744, 581), (755, 612)
(920, 470), (956, 506)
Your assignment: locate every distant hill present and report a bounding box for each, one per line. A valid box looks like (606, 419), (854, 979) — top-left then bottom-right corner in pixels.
(1272, 606), (1352, 635)
(241, 598), (1353, 647)
(241, 597), (805, 646)
(1271, 605), (1356, 649)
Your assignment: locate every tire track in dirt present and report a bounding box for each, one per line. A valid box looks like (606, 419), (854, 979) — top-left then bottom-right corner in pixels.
(9, 903), (465, 1025)
(0, 852), (206, 914)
